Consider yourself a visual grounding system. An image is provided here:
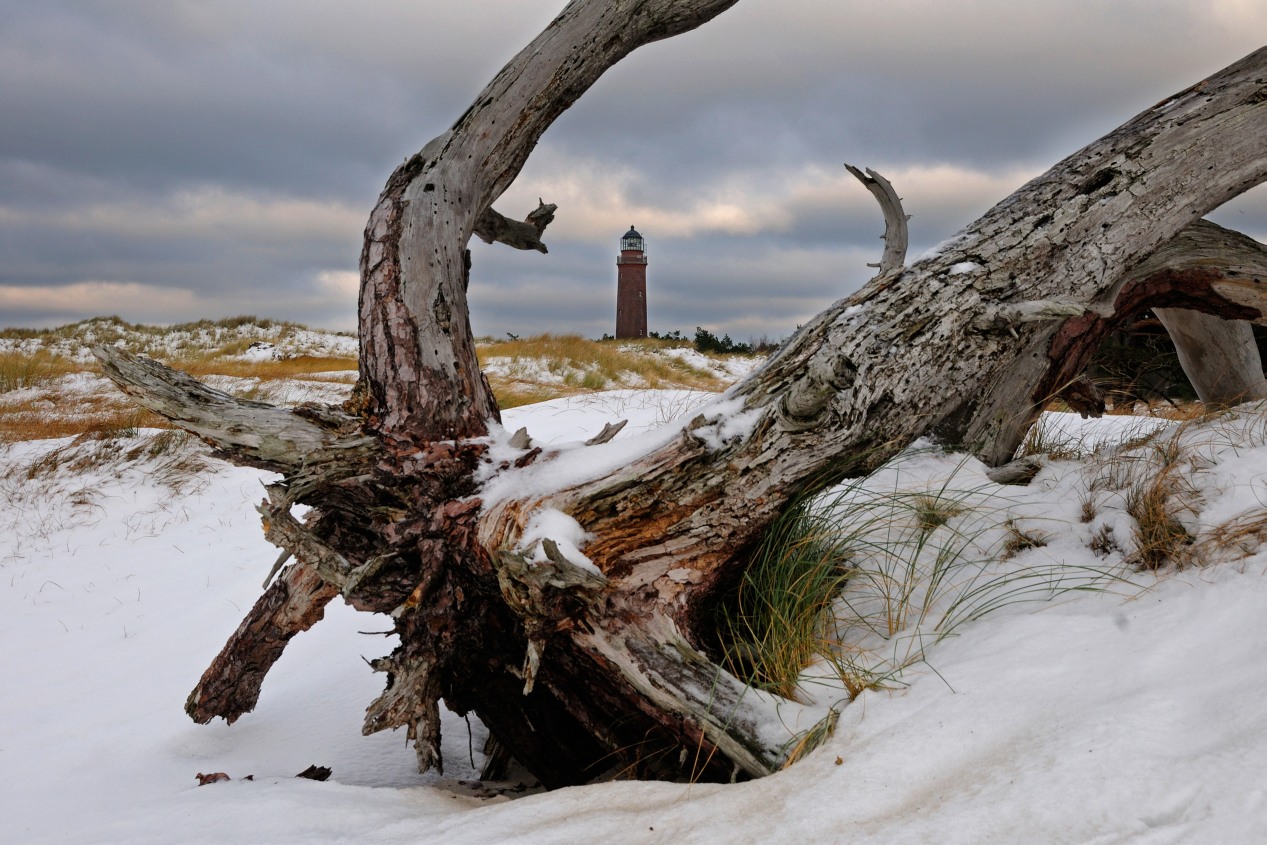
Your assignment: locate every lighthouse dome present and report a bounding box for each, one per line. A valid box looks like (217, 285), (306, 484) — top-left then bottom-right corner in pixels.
(620, 225), (645, 252)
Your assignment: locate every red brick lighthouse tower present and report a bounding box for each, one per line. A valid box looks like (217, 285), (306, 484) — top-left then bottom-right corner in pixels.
(615, 225), (648, 339)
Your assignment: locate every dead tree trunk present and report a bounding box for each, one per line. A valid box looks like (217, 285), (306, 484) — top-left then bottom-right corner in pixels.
(94, 0), (1267, 788)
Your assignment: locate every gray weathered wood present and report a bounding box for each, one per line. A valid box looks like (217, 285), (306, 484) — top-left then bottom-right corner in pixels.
(846, 164), (908, 274)
(93, 345), (370, 473)
(1131, 219), (1267, 405)
(1155, 308), (1267, 404)
(356, 0), (741, 443)
(584, 419), (628, 445)
(474, 201), (558, 253)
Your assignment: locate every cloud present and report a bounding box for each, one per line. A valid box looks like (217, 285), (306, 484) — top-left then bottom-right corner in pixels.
(1, 0), (1264, 340)
(0, 271), (360, 331)
(0, 280), (204, 324)
(502, 152), (1037, 254)
(0, 186), (364, 242)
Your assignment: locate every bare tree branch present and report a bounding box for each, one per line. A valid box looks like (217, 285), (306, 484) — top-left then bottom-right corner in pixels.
(473, 200), (558, 253)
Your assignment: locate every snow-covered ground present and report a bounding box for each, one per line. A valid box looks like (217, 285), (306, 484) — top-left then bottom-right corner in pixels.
(0, 316), (358, 363)
(5, 393), (1267, 843)
(477, 343), (762, 392)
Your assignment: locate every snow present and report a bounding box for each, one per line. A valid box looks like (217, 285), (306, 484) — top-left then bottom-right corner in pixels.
(0, 317), (358, 364)
(656, 346), (763, 381)
(479, 390), (717, 506)
(503, 389), (715, 445)
(687, 396), (765, 451)
(517, 508), (599, 575)
(239, 341), (278, 361)
(948, 261), (981, 275)
(1030, 406), (1172, 452)
(6, 399), (1267, 842)
(915, 232), (977, 263)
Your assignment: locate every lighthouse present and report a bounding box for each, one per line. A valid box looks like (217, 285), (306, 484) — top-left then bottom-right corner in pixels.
(615, 225), (648, 339)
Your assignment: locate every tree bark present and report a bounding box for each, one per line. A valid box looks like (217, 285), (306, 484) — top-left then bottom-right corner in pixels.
(354, 0), (740, 442)
(95, 6), (1267, 789)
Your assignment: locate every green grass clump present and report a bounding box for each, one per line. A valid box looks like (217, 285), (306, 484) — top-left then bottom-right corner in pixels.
(722, 453), (1135, 704)
(721, 495), (856, 700)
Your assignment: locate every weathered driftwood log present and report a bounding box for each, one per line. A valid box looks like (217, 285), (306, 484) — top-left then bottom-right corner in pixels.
(94, 0), (1267, 790)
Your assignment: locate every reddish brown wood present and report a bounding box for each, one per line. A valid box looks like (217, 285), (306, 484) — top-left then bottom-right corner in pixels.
(186, 563), (338, 724)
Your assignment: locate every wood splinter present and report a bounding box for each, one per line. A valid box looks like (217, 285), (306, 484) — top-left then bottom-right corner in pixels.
(584, 419), (628, 445)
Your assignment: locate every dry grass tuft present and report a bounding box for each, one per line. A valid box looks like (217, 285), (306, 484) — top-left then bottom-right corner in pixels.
(1017, 413), (1090, 461)
(1001, 520), (1049, 559)
(1075, 400), (1267, 570)
(0, 350), (81, 393)
(1123, 461), (1195, 570)
(174, 355), (357, 380)
(492, 383), (566, 410)
(910, 492), (965, 533)
(1089, 524), (1120, 557)
(1197, 512), (1267, 563)
(478, 334), (730, 393)
(0, 393), (170, 444)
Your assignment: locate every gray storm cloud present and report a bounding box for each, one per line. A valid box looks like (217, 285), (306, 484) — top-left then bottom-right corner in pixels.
(1, 0), (1264, 337)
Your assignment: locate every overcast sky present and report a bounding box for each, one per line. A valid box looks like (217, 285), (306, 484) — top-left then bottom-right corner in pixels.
(2, 1), (1265, 340)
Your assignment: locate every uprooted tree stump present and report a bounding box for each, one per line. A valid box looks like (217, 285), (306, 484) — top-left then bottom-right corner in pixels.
(95, 0), (1267, 788)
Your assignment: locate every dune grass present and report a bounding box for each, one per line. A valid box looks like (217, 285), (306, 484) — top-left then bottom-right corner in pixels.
(0, 394), (170, 444)
(477, 334), (731, 393)
(0, 350), (80, 393)
(0, 317), (363, 443)
(1, 327), (757, 442)
(722, 451), (1139, 705)
(174, 355), (357, 380)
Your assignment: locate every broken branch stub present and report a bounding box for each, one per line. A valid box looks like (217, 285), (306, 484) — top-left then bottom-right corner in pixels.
(846, 163), (909, 275)
(473, 200), (559, 253)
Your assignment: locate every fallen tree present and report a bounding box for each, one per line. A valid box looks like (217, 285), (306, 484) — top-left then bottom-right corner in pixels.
(95, 0), (1267, 788)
